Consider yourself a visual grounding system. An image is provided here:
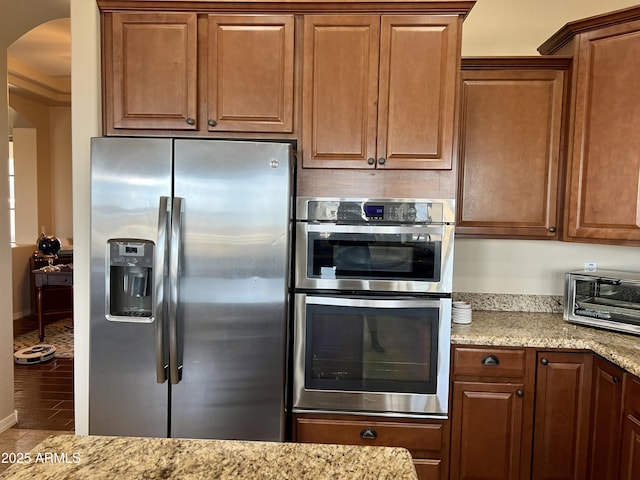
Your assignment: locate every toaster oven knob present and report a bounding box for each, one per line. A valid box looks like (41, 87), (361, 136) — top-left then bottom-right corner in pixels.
(360, 427), (378, 440)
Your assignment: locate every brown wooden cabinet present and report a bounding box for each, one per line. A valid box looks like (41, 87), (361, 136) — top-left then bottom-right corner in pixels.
(302, 15), (461, 170)
(456, 58), (570, 239)
(588, 355), (624, 480)
(294, 413), (448, 480)
(102, 12), (295, 136)
(540, 6), (640, 245)
(621, 372), (640, 480)
(531, 352), (592, 480)
(104, 12), (199, 132)
(206, 15), (294, 133)
(450, 346), (534, 480)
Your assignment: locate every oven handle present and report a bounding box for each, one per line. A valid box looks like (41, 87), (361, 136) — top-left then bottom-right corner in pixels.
(303, 294), (448, 309)
(304, 224), (449, 235)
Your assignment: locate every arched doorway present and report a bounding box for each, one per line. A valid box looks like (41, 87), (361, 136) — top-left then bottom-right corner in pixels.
(1, 9), (72, 449)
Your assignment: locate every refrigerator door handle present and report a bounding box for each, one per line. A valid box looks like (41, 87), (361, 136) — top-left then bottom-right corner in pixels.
(169, 196), (185, 384)
(155, 196), (170, 384)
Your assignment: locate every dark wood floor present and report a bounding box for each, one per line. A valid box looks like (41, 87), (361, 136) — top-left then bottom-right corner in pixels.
(12, 319), (74, 431)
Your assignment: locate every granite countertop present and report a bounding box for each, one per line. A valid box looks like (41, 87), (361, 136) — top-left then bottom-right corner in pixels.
(0, 434), (418, 480)
(451, 311), (640, 376)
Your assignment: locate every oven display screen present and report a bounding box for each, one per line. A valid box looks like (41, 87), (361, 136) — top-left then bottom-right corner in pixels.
(364, 205), (384, 219)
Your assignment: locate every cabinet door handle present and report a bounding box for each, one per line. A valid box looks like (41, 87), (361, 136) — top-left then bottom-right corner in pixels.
(378, 157), (386, 165)
(367, 158), (375, 165)
(516, 389), (524, 397)
(613, 376), (621, 383)
(549, 226), (557, 233)
(360, 428), (378, 440)
(208, 119), (217, 127)
(481, 355), (500, 366)
(186, 117), (195, 125)
(541, 358), (549, 365)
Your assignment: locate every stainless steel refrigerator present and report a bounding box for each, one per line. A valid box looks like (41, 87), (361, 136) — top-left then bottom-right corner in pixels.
(89, 137), (293, 440)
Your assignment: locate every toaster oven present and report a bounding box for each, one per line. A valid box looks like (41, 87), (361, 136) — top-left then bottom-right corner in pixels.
(564, 270), (640, 336)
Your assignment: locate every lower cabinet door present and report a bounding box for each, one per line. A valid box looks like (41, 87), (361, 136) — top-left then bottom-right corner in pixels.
(450, 381), (527, 480)
(621, 373), (640, 479)
(532, 352), (592, 480)
(588, 356), (623, 480)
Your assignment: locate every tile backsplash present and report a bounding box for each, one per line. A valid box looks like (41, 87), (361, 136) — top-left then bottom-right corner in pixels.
(453, 293), (564, 314)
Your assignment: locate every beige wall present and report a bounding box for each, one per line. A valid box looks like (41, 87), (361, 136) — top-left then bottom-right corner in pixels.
(9, 93), (72, 238)
(11, 245), (34, 321)
(70, 0), (101, 436)
(9, 96), (72, 320)
(0, 0), (69, 435)
(462, 0), (640, 56)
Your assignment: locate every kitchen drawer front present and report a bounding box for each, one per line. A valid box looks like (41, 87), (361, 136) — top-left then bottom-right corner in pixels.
(453, 346), (526, 378)
(295, 417), (443, 453)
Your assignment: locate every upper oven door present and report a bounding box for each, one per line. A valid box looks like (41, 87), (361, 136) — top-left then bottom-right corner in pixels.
(295, 223), (454, 293)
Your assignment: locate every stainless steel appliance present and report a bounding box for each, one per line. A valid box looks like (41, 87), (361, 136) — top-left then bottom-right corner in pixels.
(295, 198), (455, 293)
(293, 198), (454, 417)
(564, 270), (640, 336)
(89, 137), (293, 440)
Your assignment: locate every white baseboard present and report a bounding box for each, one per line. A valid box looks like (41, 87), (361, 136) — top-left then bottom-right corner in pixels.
(0, 410), (18, 433)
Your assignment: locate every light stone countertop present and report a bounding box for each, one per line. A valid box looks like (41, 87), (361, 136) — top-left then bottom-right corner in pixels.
(451, 311), (640, 376)
(0, 434), (418, 480)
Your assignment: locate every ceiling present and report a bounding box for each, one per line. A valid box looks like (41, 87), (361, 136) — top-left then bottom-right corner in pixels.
(7, 17), (71, 106)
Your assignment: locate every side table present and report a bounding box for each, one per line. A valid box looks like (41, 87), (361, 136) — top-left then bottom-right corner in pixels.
(33, 267), (73, 341)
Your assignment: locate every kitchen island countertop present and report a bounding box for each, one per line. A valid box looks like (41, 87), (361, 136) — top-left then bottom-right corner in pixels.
(452, 311), (640, 376)
(0, 434), (418, 480)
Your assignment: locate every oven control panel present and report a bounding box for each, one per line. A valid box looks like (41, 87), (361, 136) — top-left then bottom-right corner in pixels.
(299, 198), (455, 224)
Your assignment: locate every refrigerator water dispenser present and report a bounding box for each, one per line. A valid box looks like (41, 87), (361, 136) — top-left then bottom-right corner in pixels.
(107, 240), (154, 322)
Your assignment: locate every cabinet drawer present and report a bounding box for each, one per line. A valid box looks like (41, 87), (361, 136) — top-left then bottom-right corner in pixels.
(453, 346), (526, 378)
(295, 417), (443, 453)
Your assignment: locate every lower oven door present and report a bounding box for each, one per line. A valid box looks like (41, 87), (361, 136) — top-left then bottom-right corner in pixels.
(293, 293), (451, 416)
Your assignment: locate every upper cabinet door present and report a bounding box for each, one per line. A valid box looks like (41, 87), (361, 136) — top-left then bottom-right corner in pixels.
(456, 63), (568, 238)
(377, 15), (460, 170)
(302, 15), (460, 170)
(108, 13), (198, 131)
(565, 18), (640, 243)
(207, 15), (294, 133)
(302, 15), (380, 168)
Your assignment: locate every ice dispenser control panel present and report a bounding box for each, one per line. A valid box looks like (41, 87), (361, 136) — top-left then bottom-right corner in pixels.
(106, 239), (154, 322)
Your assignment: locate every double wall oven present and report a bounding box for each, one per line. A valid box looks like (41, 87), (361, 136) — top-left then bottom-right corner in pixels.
(293, 198), (455, 417)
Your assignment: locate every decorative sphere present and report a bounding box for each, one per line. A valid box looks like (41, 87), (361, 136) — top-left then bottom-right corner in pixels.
(37, 235), (61, 256)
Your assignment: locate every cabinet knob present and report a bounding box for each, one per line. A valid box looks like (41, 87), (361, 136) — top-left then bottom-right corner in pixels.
(208, 119), (217, 127)
(613, 376), (621, 383)
(549, 226), (557, 233)
(367, 158), (375, 165)
(378, 157), (386, 166)
(516, 389), (524, 397)
(360, 427), (378, 440)
(186, 118), (195, 125)
(541, 358), (549, 366)
(481, 355), (500, 366)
